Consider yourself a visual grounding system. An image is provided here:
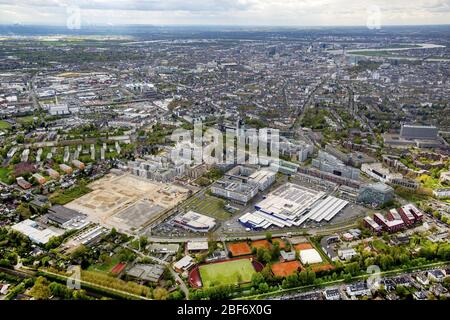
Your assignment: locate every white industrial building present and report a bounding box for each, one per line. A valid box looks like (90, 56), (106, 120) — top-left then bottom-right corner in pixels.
(172, 211), (216, 233)
(239, 183), (348, 229)
(11, 219), (63, 244)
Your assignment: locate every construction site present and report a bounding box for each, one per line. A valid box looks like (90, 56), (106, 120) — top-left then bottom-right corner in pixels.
(64, 171), (191, 233)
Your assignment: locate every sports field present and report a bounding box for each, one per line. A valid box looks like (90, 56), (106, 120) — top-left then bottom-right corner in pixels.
(271, 261), (302, 277)
(294, 243), (313, 251)
(199, 259), (256, 288)
(251, 239), (271, 250)
(227, 242), (252, 256)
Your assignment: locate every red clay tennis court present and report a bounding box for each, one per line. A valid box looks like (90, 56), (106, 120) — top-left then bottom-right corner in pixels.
(110, 262), (126, 274)
(294, 243), (313, 251)
(251, 239), (271, 250)
(227, 242), (252, 256)
(271, 261), (303, 277)
(312, 264), (335, 272)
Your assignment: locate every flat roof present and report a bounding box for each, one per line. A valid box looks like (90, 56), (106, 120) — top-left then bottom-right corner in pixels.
(11, 219), (63, 244)
(187, 241), (209, 251)
(256, 183), (325, 219)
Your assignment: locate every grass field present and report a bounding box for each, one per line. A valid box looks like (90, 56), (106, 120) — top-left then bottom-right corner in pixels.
(185, 194), (230, 220)
(88, 255), (122, 273)
(199, 259), (256, 288)
(0, 167), (12, 184)
(15, 115), (37, 125)
(49, 185), (92, 205)
(0, 120), (11, 130)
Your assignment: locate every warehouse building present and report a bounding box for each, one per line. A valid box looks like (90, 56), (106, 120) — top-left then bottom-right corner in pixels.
(46, 205), (88, 230)
(11, 219), (63, 245)
(172, 211), (216, 233)
(239, 183), (348, 229)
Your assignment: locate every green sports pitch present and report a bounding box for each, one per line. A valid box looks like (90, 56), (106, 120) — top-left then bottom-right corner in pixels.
(199, 259), (256, 288)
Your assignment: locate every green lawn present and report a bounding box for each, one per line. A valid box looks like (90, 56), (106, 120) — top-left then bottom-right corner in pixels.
(417, 174), (444, 190)
(185, 194), (230, 220)
(49, 185), (92, 205)
(0, 167), (12, 184)
(372, 239), (389, 252)
(88, 255), (121, 273)
(0, 120), (11, 130)
(15, 115), (37, 125)
(199, 259), (256, 288)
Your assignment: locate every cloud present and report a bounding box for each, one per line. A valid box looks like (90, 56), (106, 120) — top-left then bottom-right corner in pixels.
(0, 0), (256, 12)
(0, 0), (450, 26)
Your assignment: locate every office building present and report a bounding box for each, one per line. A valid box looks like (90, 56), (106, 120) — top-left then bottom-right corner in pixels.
(357, 183), (394, 207)
(312, 151), (360, 180)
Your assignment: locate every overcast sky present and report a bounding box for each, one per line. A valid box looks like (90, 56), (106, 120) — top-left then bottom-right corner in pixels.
(0, 0), (449, 26)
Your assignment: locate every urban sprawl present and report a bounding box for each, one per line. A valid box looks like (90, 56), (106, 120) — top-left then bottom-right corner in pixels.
(0, 25), (449, 301)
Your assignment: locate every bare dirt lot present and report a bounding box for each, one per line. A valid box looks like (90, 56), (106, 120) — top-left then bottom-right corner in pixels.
(65, 172), (190, 233)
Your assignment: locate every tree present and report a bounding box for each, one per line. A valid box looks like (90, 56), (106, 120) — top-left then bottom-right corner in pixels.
(251, 272), (265, 287)
(379, 254), (394, 270)
(153, 287), (169, 300)
(258, 282), (269, 293)
(260, 265), (274, 283)
(139, 236), (148, 250)
(17, 134), (25, 144)
(169, 289), (185, 300)
(262, 250), (272, 264)
(271, 242), (280, 260)
(110, 228), (117, 237)
(30, 277), (51, 300)
(344, 262), (360, 276)
(306, 270), (316, 284)
(298, 271), (308, 285)
(343, 273), (352, 283)
(265, 232), (272, 242)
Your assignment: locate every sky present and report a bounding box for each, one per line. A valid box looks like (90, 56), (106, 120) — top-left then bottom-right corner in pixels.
(0, 0), (449, 27)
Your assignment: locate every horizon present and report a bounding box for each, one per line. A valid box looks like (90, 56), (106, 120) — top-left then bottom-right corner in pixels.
(1, 0), (450, 27)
